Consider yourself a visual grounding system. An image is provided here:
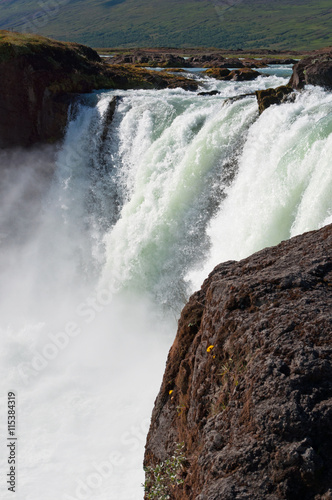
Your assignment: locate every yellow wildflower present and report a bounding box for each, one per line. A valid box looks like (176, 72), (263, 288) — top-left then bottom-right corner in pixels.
(207, 345), (214, 353)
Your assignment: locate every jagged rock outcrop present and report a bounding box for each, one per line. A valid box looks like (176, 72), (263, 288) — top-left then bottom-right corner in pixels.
(289, 48), (332, 90)
(261, 58), (297, 65)
(255, 85), (294, 114)
(108, 51), (270, 69)
(0, 31), (112, 148)
(205, 67), (261, 81)
(110, 51), (187, 67)
(145, 224), (332, 499)
(0, 31), (198, 148)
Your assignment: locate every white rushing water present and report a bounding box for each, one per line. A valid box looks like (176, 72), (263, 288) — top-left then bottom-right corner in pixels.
(0, 69), (331, 500)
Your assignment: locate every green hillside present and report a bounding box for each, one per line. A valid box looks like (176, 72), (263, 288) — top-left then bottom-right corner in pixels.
(0, 0), (331, 49)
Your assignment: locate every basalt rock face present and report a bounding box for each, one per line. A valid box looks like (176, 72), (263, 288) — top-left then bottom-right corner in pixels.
(0, 32), (199, 148)
(289, 48), (332, 90)
(145, 224), (332, 499)
(0, 31), (110, 148)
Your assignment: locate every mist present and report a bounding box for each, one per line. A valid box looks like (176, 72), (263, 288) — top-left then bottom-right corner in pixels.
(0, 144), (174, 500)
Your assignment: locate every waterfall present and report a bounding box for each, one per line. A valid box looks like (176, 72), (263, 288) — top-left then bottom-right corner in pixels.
(0, 68), (331, 500)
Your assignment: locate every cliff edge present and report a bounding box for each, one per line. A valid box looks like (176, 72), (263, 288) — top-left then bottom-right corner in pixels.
(144, 224), (332, 499)
(0, 31), (198, 148)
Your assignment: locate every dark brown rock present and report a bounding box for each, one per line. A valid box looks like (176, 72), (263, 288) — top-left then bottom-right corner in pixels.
(289, 48), (332, 90)
(0, 32), (106, 148)
(204, 68), (231, 79)
(261, 58), (297, 65)
(0, 31), (199, 148)
(100, 96), (119, 143)
(255, 85), (294, 114)
(242, 58), (268, 68)
(217, 58), (244, 69)
(145, 224), (332, 500)
(206, 67), (261, 82)
(198, 90), (221, 96)
(111, 50), (187, 67)
(228, 68), (261, 81)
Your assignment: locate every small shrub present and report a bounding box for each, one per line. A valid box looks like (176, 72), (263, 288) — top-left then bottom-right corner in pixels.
(143, 443), (186, 499)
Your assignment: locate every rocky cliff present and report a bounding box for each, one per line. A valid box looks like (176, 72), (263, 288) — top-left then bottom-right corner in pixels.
(0, 31), (198, 148)
(144, 224), (332, 499)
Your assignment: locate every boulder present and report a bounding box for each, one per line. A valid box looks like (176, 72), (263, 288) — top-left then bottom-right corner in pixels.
(187, 54), (227, 68)
(228, 68), (261, 81)
(289, 49), (332, 90)
(198, 90), (221, 96)
(144, 224), (332, 499)
(218, 57), (244, 68)
(261, 58), (297, 65)
(204, 68), (231, 79)
(206, 67), (261, 81)
(242, 58), (268, 68)
(255, 85), (294, 114)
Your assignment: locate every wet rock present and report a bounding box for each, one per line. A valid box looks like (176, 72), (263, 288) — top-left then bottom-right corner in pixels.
(228, 68), (261, 81)
(206, 67), (261, 81)
(145, 224), (332, 499)
(255, 85), (294, 114)
(289, 48), (332, 90)
(198, 90), (221, 96)
(100, 96), (119, 143)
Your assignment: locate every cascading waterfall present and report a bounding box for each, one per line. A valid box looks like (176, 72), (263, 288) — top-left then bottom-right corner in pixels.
(0, 66), (331, 500)
(189, 85), (332, 286)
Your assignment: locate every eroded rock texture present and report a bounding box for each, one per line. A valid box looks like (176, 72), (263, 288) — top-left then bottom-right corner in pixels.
(0, 31), (198, 148)
(145, 224), (332, 499)
(289, 48), (332, 90)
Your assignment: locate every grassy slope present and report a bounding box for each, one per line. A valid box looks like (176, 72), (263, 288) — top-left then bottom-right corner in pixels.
(0, 0), (331, 49)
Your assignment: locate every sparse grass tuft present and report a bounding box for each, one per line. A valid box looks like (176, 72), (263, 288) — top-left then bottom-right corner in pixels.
(143, 443), (186, 500)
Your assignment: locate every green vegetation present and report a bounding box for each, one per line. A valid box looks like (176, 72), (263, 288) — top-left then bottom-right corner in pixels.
(0, 30), (100, 64)
(0, 0), (331, 50)
(0, 31), (199, 91)
(143, 443), (186, 500)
